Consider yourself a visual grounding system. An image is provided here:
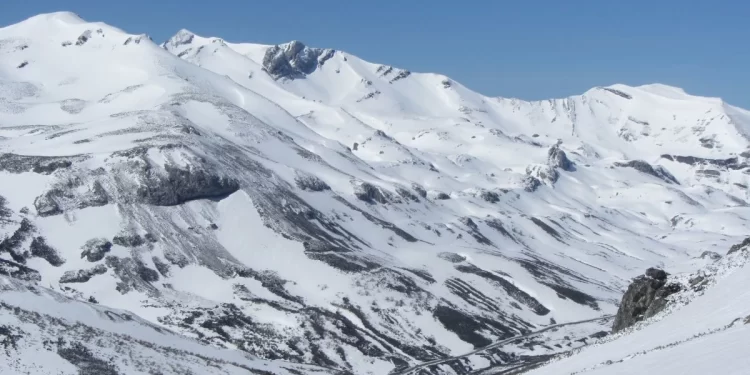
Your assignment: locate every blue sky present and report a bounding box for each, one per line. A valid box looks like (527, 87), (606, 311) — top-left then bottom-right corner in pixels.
(3, 1), (749, 107)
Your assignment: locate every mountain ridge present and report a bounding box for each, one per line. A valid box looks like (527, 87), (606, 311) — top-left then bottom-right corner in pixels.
(1, 11), (750, 375)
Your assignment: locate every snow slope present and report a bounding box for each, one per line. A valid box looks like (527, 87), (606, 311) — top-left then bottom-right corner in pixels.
(526, 240), (750, 375)
(1, 12), (750, 374)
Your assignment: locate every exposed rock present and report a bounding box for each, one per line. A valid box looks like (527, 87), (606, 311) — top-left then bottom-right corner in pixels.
(136, 165), (240, 206)
(478, 190), (500, 203)
(602, 87), (633, 99)
(262, 41), (334, 80)
(438, 252), (466, 263)
(523, 176), (542, 192)
(548, 143), (573, 171)
(699, 251), (722, 261)
(435, 191), (451, 201)
(0, 218), (35, 262)
(0, 152), (77, 174)
(112, 234), (145, 248)
(727, 237), (750, 255)
(57, 342), (119, 375)
(614, 160), (679, 184)
(661, 154), (745, 170)
(411, 183), (427, 198)
(353, 181), (390, 204)
(294, 173), (330, 192)
(0, 259), (41, 282)
(59, 264), (108, 283)
(695, 169), (721, 177)
(80, 238), (113, 262)
(33, 189), (64, 217)
(395, 186), (420, 202)
(526, 164), (559, 184)
(30, 237), (65, 266)
(612, 268), (681, 332)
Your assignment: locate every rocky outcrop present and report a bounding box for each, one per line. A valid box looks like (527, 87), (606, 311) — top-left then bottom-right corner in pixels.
(613, 160), (679, 184)
(137, 165), (240, 206)
(727, 237), (750, 255)
(548, 143), (573, 171)
(294, 172), (330, 192)
(353, 181), (391, 204)
(0, 259), (41, 282)
(612, 267), (681, 332)
(262, 41), (334, 80)
(59, 264), (108, 283)
(80, 238), (112, 262)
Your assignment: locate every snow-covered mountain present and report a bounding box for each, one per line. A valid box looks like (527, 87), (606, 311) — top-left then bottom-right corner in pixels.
(2, 12), (750, 374)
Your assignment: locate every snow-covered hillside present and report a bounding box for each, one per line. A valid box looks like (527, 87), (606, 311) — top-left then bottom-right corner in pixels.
(2, 12), (750, 374)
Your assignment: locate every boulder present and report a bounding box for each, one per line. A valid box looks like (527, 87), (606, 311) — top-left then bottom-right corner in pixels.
(612, 268), (681, 332)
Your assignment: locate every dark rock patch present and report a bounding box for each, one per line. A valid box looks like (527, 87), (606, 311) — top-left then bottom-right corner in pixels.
(112, 234), (145, 248)
(59, 264), (107, 283)
(0, 218), (35, 263)
(30, 237), (65, 266)
(698, 251), (722, 261)
(602, 87), (632, 99)
(728, 237), (750, 255)
(614, 160), (678, 184)
(530, 217), (563, 241)
(433, 305), (492, 348)
(136, 165), (240, 206)
(353, 182), (390, 204)
(0, 259), (41, 282)
(294, 173), (330, 192)
(0, 153), (78, 175)
(57, 341), (119, 375)
(80, 239), (112, 262)
(612, 268), (681, 332)
(455, 263), (550, 316)
(438, 252), (466, 263)
(543, 283), (599, 310)
(548, 143), (573, 171)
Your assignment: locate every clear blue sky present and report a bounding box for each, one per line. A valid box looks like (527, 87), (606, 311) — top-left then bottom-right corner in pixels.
(3, 1), (749, 107)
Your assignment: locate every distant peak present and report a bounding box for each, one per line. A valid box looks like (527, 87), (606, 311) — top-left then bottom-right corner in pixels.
(25, 11), (86, 25)
(166, 29), (196, 48)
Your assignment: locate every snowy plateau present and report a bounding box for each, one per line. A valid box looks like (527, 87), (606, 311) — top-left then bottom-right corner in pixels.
(1, 11), (750, 375)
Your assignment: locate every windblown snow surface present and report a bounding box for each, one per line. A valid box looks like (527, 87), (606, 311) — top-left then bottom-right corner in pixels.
(2, 12), (750, 375)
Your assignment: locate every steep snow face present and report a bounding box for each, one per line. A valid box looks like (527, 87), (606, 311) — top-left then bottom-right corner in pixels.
(2, 12), (750, 375)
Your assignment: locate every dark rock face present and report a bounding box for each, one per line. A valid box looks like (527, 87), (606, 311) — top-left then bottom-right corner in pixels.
(660, 154), (744, 169)
(112, 234), (145, 248)
(136, 165), (240, 206)
(523, 176), (542, 192)
(59, 264), (108, 283)
(699, 251), (722, 261)
(80, 238), (112, 262)
(612, 268), (681, 332)
(0, 259), (41, 282)
(479, 190), (500, 203)
(727, 237), (750, 255)
(0, 218), (35, 263)
(548, 144), (573, 171)
(0, 153), (79, 174)
(353, 182), (390, 204)
(411, 183), (427, 198)
(262, 41), (334, 80)
(30, 237), (65, 266)
(57, 342), (119, 375)
(33, 190), (64, 217)
(614, 160), (678, 184)
(294, 173), (330, 192)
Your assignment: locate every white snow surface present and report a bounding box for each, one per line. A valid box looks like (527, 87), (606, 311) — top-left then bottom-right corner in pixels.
(1, 11), (750, 374)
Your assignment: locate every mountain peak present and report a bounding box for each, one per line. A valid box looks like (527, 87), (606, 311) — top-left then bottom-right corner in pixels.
(29, 11), (86, 25)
